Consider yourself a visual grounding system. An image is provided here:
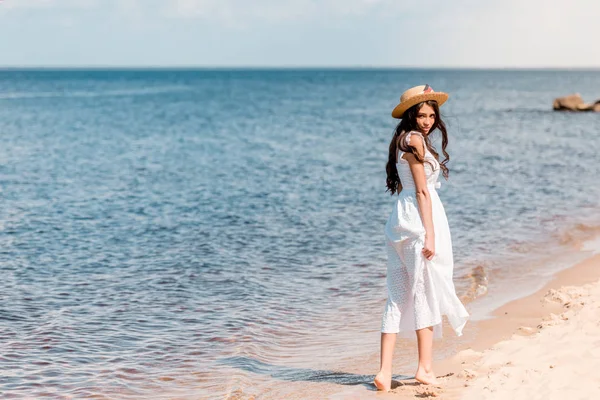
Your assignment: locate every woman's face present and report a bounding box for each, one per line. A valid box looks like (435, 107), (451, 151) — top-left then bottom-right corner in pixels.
(415, 103), (436, 135)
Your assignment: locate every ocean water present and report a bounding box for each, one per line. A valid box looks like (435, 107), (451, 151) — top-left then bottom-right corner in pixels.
(0, 69), (599, 399)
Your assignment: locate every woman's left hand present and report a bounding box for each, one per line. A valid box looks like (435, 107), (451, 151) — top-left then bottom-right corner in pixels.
(422, 234), (435, 261)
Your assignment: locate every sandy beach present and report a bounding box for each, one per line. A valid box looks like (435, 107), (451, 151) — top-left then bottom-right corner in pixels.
(346, 249), (600, 400)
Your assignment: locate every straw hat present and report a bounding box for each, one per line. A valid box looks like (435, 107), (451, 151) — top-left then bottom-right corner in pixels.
(391, 84), (449, 119)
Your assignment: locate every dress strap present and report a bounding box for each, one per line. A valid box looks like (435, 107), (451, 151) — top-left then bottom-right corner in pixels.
(406, 131), (428, 159)
(398, 131), (425, 163)
(405, 131), (425, 147)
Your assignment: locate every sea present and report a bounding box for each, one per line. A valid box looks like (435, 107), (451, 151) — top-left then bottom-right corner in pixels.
(0, 69), (599, 399)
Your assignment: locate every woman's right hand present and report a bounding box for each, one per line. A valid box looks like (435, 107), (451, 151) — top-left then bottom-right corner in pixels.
(422, 234), (435, 260)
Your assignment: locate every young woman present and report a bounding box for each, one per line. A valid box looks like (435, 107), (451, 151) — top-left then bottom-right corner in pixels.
(374, 85), (469, 391)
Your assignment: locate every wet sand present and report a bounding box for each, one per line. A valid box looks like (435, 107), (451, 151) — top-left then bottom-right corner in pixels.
(325, 246), (600, 399)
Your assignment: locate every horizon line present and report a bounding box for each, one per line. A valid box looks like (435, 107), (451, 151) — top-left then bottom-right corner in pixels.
(0, 65), (600, 71)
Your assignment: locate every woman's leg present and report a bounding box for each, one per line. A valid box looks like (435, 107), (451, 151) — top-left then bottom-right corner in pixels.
(415, 326), (439, 384)
(374, 332), (397, 391)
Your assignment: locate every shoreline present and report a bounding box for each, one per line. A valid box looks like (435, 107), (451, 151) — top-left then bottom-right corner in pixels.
(396, 249), (600, 399)
(449, 250), (600, 399)
(328, 239), (600, 399)
(452, 243), (600, 355)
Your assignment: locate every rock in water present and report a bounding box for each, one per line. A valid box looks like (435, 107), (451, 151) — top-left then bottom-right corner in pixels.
(553, 93), (585, 110)
(553, 94), (600, 112)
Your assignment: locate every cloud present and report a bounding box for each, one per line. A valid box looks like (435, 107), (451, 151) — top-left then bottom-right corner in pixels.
(0, 0), (598, 67)
(0, 0), (148, 27)
(165, 0), (402, 23)
(1, 0), (99, 10)
(427, 0), (600, 67)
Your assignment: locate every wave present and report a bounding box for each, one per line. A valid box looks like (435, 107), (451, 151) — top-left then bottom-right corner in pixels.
(0, 86), (190, 100)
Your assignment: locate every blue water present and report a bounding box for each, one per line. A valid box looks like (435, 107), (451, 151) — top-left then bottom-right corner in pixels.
(1, 69), (599, 399)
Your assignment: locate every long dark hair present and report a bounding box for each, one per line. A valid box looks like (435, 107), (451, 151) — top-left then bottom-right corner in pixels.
(385, 100), (450, 195)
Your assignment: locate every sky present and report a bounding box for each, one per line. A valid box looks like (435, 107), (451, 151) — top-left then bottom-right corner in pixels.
(0, 0), (599, 68)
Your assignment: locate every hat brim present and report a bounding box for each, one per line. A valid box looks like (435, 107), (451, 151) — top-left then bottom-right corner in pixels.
(391, 92), (449, 119)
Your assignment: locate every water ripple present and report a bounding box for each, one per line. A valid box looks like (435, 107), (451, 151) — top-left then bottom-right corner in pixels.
(0, 69), (599, 398)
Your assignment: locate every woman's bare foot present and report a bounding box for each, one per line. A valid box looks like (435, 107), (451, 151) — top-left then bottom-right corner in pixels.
(374, 370), (392, 391)
(415, 367), (439, 385)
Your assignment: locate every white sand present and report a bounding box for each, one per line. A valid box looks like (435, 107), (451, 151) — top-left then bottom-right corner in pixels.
(459, 280), (600, 400)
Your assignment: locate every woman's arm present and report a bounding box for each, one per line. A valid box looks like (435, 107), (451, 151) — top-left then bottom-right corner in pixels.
(403, 134), (435, 260)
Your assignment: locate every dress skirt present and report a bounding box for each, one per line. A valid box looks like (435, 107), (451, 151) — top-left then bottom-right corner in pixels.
(381, 186), (469, 339)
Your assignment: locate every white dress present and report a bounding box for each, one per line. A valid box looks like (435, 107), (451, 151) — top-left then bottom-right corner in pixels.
(381, 131), (469, 339)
